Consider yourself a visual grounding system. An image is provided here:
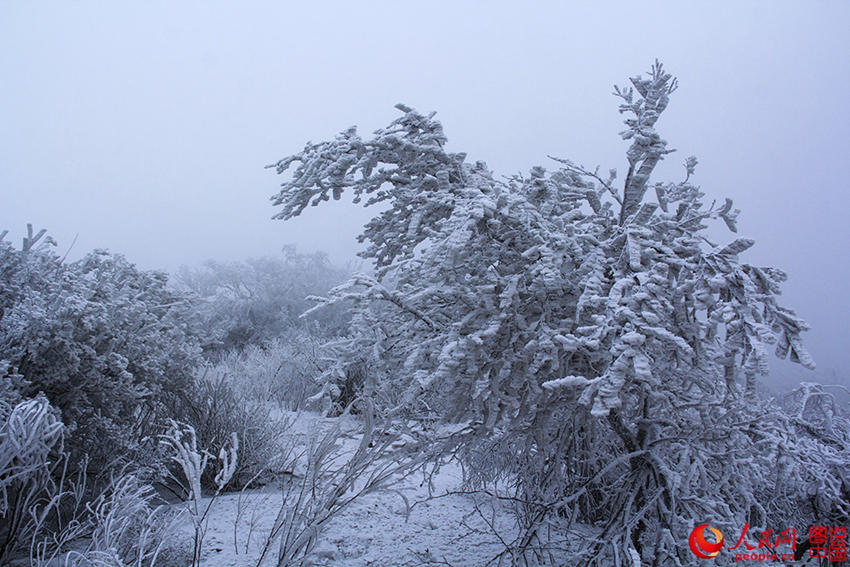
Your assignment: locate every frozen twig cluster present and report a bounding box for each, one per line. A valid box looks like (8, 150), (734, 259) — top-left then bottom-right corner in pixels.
(258, 400), (423, 567)
(160, 420), (238, 567)
(2, 397), (179, 567)
(0, 397), (65, 562)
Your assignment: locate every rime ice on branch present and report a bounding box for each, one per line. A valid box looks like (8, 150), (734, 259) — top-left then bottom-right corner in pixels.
(268, 62), (837, 565)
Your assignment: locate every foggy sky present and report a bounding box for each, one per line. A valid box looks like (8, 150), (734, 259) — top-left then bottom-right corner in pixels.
(1, 1), (848, 386)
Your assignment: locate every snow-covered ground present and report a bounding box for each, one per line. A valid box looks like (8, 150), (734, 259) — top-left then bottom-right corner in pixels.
(185, 466), (516, 566)
(174, 411), (524, 567)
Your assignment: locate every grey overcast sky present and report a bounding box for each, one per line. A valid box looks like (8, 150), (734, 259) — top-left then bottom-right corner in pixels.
(1, 1), (848, 386)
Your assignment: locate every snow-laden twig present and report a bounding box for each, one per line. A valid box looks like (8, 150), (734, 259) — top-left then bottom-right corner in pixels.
(160, 420), (238, 567)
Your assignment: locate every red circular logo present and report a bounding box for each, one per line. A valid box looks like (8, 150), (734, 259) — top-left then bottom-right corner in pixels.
(689, 524), (724, 559)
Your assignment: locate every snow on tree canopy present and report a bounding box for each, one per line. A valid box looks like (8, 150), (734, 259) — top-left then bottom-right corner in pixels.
(268, 62), (840, 565)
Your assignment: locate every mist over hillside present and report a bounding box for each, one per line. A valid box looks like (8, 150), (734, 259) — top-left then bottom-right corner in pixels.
(1, 3), (848, 566)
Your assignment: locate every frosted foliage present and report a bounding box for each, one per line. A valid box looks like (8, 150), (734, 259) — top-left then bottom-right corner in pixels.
(0, 397), (64, 561)
(270, 62), (845, 565)
(0, 238), (202, 467)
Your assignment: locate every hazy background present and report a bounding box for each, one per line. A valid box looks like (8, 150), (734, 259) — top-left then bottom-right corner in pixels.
(1, 1), (848, 388)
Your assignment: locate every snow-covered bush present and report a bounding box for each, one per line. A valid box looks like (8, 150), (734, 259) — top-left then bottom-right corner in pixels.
(258, 401), (421, 567)
(269, 62), (846, 564)
(1, 395), (181, 567)
(0, 396), (65, 562)
(211, 330), (326, 411)
(166, 368), (290, 490)
(0, 232), (202, 472)
(31, 472), (182, 567)
(87, 475), (179, 567)
(160, 420), (237, 567)
(774, 383), (850, 529)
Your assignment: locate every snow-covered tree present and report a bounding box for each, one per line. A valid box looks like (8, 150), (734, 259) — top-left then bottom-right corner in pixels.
(0, 234), (202, 471)
(269, 62), (846, 565)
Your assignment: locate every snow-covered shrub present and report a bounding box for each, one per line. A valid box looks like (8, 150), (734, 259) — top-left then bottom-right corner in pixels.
(160, 420), (237, 567)
(28, 471), (182, 567)
(211, 327), (371, 416)
(258, 401), (420, 567)
(0, 361), (24, 409)
(83, 473), (179, 567)
(166, 369), (289, 490)
(268, 62), (844, 564)
(211, 329), (326, 411)
(1, 398), (175, 566)
(0, 396), (65, 562)
(0, 233), (202, 472)
(773, 383), (850, 528)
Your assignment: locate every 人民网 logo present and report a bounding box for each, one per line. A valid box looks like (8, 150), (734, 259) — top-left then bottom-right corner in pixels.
(689, 524), (724, 559)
